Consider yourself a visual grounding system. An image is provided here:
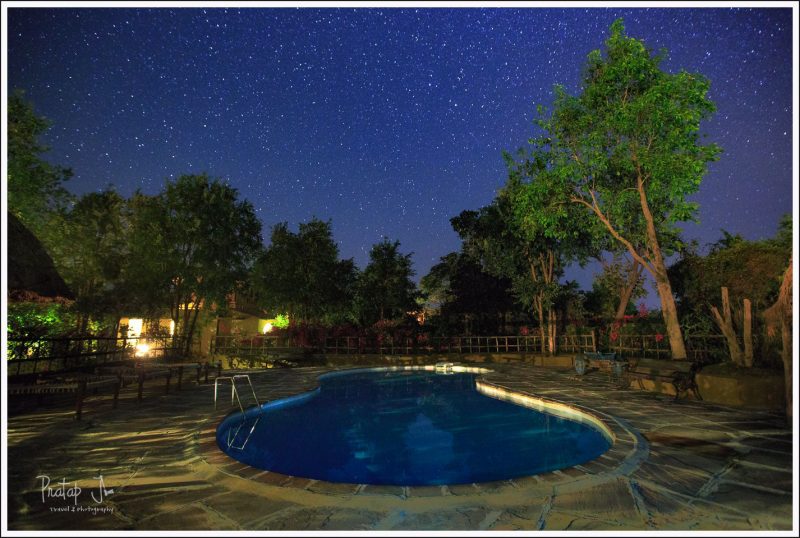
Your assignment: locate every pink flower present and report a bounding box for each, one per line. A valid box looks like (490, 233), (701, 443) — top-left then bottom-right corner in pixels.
(655, 333), (664, 342)
(519, 326), (530, 336)
(610, 331), (619, 342)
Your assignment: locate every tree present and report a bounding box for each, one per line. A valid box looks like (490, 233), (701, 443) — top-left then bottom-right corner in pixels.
(586, 253), (647, 322)
(356, 239), (418, 326)
(668, 221), (791, 368)
(486, 146), (597, 354)
(7, 90), (73, 237)
(46, 191), (129, 334)
(529, 19), (722, 359)
(669, 224), (790, 317)
(252, 219), (356, 325)
(128, 174), (262, 354)
(420, 251), (523, 335)
(452, 185), (583, 354)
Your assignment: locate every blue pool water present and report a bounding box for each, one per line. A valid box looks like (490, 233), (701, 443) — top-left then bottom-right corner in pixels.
(216, 369), (611, 486)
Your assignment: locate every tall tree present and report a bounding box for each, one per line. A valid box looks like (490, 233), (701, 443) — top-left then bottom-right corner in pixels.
(421, 251), (522, 335)
(530, 19), (722, 359)
(356, 239), (418, 326)
(46, 191), (128, 334)
(492, 147), (598, 354)
(7, 90), (73, 237)
(252, 219), (356, 325)
(129, 174), (262, 353)
(452, 189), (574, 355)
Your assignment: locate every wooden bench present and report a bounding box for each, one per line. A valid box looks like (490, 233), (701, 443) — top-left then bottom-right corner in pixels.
(95, 364), (173, 401)
(8, 374), (121, 420)
(623, 358), (703, 401)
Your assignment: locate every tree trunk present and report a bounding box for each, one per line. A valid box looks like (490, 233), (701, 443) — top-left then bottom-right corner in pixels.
(547, 308), (557, 355)
(535, 299), (546, 355)
(185, 304), (201, 356)
(181, 299), (192, 354)
(654, 270), (687, 360)
(635, 170), (687, 360)
(615, 259), (643, 322)
(710, 287), (744, 366)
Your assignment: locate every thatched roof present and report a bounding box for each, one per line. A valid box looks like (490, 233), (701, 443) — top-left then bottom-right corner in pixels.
(7, 212), (74, 301)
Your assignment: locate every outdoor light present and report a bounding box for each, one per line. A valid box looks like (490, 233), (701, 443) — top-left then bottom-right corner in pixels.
(263, 323), (273, 334)
(135, 342), (151, 357)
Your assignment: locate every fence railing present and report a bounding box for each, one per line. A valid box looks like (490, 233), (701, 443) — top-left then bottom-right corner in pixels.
(608, 333), (728, 362)
(6, 335), (186, 377)
(211, 333), (597, 356)
(211, 335), (293, 356)
(7, 331), (729, 377)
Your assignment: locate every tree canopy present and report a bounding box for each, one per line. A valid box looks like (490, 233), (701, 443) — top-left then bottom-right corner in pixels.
(7, 90), (73, 237)
(252, 218), (356, 325)
(511, 19), (721, 359)
(127, 174), (263, 351)
(420, 251), (522, 335)
(356, 238), (418, 326)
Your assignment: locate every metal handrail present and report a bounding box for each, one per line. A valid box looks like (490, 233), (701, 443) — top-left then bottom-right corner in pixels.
(214, 374), (261, 412)
(214, 374), (262, 450)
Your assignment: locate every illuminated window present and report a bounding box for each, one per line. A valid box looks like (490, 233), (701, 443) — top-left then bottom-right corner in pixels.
(127, 318), (143, 338)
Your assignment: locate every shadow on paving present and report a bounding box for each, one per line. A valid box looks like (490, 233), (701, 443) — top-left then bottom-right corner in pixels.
(5, 364), (794, 531)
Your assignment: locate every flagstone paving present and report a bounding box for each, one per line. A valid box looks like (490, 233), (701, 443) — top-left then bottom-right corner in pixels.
(5, 362), (795, 531)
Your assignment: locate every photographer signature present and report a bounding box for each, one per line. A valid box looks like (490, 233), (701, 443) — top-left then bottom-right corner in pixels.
(37, 475), (114, 505)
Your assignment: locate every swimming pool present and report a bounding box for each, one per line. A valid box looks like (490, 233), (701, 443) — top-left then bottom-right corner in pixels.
(216, 368), (613, 486)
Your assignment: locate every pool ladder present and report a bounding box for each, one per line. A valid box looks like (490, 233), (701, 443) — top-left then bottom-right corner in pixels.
(214, 374), (263, 450)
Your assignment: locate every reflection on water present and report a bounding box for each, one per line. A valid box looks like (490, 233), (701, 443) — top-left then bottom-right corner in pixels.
(217, 370), (611, 485)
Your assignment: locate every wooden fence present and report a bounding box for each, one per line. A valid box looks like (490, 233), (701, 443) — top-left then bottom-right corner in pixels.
(6, 331), (729, 377)
(211, 333), (596, 356)
(609, 333), (728, 362)
(6, 335), (186, 377)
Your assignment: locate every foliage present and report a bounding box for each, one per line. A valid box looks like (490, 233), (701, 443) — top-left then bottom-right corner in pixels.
(44, 190), (130, 333)
(512, 19), (721, 359)
(7, 90), (73, 237)
(127, 174), (263, 351)
(273, 313), (290, 329)
(355, 238), (418, 326)
(420, 251), (525, 335)
(252, 218), (356, 325)
(583, 253), (647, 320)
(669, 220), (791, 316)
(7, 302), (78, 341)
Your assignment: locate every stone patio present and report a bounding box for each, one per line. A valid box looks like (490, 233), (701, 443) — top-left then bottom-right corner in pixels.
(5, 362), (795, 531)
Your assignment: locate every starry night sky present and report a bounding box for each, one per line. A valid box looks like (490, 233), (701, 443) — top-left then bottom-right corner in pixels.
(6, 7), (794, 306)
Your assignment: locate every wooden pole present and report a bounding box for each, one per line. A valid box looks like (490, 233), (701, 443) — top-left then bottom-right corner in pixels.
(75, 379), (87, 421)
(743, 298), (753, 368)
(137, 372), (144, 402)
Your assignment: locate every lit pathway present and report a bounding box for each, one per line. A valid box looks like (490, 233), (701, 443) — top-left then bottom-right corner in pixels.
(6, 363), (794, 531)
